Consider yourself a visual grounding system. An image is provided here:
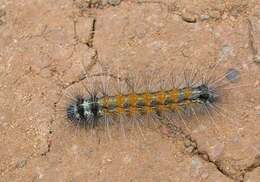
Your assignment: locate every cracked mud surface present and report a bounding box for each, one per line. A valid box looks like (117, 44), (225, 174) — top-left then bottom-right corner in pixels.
(0, 0), (260, 181)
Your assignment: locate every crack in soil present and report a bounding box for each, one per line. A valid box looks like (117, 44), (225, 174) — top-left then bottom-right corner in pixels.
(136, 0), (249, 23)
(18, 24), (49, 41)
(163, 123), (235, 180)
(182, 134), (237, 181)
(86, 17), (96, 48)
(165, 123), (238, 181)
(247, 18), (259, 63)
(241, 155), (260, 181)
(180, 132), (260, 182)
(60, 48), (99, 90)
(40, 118), (53, 157)
(72, 13), (96, 48)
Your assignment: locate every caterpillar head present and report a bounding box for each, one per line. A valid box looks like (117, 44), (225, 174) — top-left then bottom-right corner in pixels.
(66, 95), (100, 126)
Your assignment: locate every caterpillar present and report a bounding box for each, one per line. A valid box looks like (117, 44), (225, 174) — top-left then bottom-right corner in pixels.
(63, 64), (241, 133)
(67, 83), (217, 125)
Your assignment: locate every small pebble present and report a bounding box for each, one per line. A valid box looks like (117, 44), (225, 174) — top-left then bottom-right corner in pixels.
(226, 68), (240, 82)
(181, 11), (197, 23)
(254, 55), (260, 64)
(200, 14), (210, 21)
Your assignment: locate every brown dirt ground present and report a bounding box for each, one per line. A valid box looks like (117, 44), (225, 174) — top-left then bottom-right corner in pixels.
(0, 0), (260, 181)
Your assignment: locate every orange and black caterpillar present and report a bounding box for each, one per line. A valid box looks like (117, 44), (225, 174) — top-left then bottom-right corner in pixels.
(66, 77), (220, 128)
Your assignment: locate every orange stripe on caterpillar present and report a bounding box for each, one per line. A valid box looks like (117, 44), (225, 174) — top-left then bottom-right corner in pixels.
(143, 92), (152, 106)
(155, 91), (166, 104)
(170, 89), (180, 103)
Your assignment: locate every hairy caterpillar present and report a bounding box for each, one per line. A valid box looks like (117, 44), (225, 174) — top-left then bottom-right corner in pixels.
(63, 63), (241, 135)
(67, 82), (217, 125)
